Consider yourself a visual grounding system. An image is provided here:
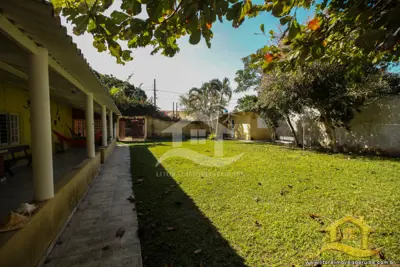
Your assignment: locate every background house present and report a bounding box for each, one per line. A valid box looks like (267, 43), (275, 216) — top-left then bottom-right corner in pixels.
(117, 115), (210, 141)
(221, 112), (272, 141)
(119, 111), (273, 141)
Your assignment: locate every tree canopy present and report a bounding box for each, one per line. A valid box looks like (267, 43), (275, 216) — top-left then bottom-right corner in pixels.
(95, 70), (175, 120)
(95, 71), (147, 102)
(52, 0), (399, 69)
(180, 83), (221, 122)
(235, 95), (258, 112)
(249, 0), (400, 74)
(234, 56), (262, 93)
(256, 63), (400, 150)
(234, 59), (400, 148)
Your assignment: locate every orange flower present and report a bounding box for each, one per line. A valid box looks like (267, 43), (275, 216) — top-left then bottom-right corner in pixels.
(322, 40), (327, 47)
(264, 53), (273, 63)
(307, 18), (320, 31)
(206, 23), (212, 29)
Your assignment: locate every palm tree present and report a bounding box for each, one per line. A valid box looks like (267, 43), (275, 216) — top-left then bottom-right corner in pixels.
(180, 83), (217, 121)
(210, 78), (232, 137)
(180, 78), (232, 136)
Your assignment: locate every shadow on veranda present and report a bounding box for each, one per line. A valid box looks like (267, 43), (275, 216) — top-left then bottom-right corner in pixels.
(129, 143), (248, 267)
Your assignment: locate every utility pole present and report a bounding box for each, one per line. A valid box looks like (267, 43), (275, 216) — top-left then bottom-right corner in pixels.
(152, 78), (156, 138)
(153, 79), (157, 107)
(172, 102), (175, 118)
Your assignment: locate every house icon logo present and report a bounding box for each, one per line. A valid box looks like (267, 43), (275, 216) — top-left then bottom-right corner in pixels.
(155, 113), (244, 167)
(319, 216), (382, 258)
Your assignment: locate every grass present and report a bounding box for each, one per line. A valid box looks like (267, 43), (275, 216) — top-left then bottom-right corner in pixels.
(129, 141), (400, 267)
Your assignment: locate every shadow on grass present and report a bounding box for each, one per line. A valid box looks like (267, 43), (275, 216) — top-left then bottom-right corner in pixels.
(239, 140), (400, 162)
(130, 144), (248, 267)
(118, 140), (169, 148)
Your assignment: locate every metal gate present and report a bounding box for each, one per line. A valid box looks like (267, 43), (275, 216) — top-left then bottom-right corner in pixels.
(126, 118), (145, 138)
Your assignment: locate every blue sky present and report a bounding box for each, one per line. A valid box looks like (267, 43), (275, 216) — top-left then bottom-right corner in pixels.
(63, 1), (314, 111)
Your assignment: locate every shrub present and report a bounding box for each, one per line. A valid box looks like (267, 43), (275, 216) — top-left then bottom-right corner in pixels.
(207, 133), (217, 140)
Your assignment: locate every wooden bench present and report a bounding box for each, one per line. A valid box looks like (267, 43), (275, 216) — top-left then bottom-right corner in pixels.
(2, 145), (32, 176)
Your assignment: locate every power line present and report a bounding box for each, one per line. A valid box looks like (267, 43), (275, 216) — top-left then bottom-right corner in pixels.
(141, 87), (243, 101)
(153, 79), (157, 107)
(157, 89), (184, 95)
(141, 88), (184, 95)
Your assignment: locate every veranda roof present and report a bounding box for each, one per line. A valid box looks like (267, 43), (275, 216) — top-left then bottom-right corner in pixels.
(0, 0), (120, 115)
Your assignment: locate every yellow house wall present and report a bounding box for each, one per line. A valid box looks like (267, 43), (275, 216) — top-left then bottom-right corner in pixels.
(228, 112), (271, 141)
(0, 83), (72, 153)
(232, 113), (251, 140)
(146, 117), (210, 139)
(0, 83), (31, 147)
(250, 115), (271, 140)
(131, 113), (270, 141)
(147, 117), (174, 138)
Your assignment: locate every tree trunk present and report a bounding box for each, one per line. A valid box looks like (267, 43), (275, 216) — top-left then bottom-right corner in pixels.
(332, 129), (338, 152)
(271, 130), (276, 142)
(322, 115), (338, 152)
(268, 128), (276, 141)
(267, 123), (276, 142)
(215, 118), (219, 138)
(208, 120), (215, 135)
(285, 113), (299, 147)
(215, 94), (223, 139)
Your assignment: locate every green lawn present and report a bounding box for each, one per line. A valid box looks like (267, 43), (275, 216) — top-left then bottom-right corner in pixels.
(130, 141), (400, 267)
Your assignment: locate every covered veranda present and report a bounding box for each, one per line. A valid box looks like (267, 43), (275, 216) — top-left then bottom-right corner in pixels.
(0, 148), (87, 225)
(0, 1), (121, 266)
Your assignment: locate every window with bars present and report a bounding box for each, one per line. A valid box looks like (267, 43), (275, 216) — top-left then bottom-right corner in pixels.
(0, 113), (20, 146)
(0, 114), (8, 145)
(9, 114), (20, 144)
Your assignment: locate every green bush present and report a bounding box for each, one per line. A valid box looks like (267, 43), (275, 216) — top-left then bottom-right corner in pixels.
(207, 133), (217, 140)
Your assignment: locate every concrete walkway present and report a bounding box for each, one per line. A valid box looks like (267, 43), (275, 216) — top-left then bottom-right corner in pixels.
(41, 146), (142, 267)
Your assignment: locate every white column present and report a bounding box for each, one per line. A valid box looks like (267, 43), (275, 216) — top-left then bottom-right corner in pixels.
(101, 105), (107, 146)
(109, 110), (113, 140)
(116, 116), (120, 140)
(29, 47), (54, 201)
(85, 93), (95, 158)
(144, 117), (148, 139)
